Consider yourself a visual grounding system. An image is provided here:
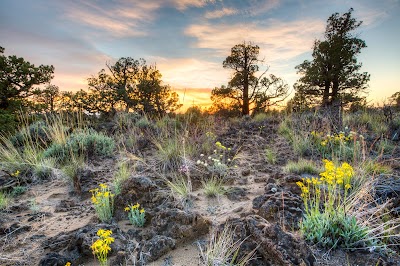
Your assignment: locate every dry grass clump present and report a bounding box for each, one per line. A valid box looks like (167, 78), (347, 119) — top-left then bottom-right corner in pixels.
(284, 158), (322, 175)
(345, 177), (400, 252)
(199, 225), (255, 266)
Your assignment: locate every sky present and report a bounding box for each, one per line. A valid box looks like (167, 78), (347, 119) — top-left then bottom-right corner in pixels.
(1, 0), (399, 110)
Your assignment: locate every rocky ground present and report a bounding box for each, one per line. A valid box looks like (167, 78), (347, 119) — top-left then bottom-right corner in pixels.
(0, 116), (399, 266)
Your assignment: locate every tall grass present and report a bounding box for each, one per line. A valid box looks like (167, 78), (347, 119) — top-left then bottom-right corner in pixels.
(345, 178), (400, 252)
(202, 177), (226, 197)
(0, 191), (11, 210)
(284, 159), (321, 175)
(113, 161), (131, 195)
(199, 225), (255, 266)
(164, 174), (192, 204)
(0, 133), (54, 181)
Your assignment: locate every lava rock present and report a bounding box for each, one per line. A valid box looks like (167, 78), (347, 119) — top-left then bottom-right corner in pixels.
(226, 187), (248, 201)
(228, 215), (315, 266)
(138, 235), (176, 264)
(55, 200), (76, 212)
(253, 189), (303, 230)
(39, 253), (70, 266)
(151, 208), (210, 244)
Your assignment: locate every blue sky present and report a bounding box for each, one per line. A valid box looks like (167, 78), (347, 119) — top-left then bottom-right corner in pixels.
(1, 0), (399, 108)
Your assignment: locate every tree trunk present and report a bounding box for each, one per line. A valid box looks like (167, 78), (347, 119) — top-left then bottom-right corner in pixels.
(242, 48), (250, 116)
(330, 80), (342, 132)
(322, 80), (330, 106)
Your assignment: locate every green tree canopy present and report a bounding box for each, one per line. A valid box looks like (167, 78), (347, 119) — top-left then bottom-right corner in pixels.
(32, 83), (60, 112)
(295, 8), (370, 107)
(0, 47), (54, 110)
(87, 57), (181, 115)
(212, 42), (288, 116)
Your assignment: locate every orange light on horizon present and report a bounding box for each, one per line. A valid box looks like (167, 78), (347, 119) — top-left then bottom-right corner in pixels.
(174, 87), (213, 112)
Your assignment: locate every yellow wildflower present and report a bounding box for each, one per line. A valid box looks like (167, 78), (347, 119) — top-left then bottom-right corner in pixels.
(97, 229), (105, 236)
(124, 207), (130, 212)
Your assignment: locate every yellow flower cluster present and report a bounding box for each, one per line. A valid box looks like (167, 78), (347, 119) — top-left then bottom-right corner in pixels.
(311, 131), (355, 147)
(215, 141), (231, 151)
(64, 262), (71, 266)
(90, 184), (114, 205)
(296, 177), (321, 198)
(90, 184), (114, 223)
(124, 203), (145, 214)
(11, 170), (20, 177)
(91, 229), (114, 265)
(125, 202), (146, 227)
(320, 159), (353, 189)
(297, 160), (354, 215)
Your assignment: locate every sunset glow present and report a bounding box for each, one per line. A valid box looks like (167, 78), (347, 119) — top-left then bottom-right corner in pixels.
(1, 0), (399, 111)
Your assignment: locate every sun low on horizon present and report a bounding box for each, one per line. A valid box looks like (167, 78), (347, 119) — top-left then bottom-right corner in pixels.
(1, 0), (399, 111)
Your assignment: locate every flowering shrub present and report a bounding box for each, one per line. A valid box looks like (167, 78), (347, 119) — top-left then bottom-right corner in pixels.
(197, 141), (235, 177)
(125, 203), (146, 227)
(91, 229), (114, 266)
(310, 130), (362, 161)
(90, 184), (114, 223)
(297, 160), (371, 249)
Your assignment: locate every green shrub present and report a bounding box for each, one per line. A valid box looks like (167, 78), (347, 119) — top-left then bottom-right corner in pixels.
(0, 191), (11, 210)
(202, 177), (226, 197)
(113, 161), (131, 195)
(135, 117), (152, 129)
(284, 159), (321, 175)
(376, 139), (396, 154)
(11, 186), (27, 197)
(0, 110), (18, 134)
(253, 112), (268, 122)
(44, 128), (115, 163)
(361, 160), (392, 176)
(265, 148), (277, 164)
(32, 157), (55, 179)
(11, 121), (49, 148)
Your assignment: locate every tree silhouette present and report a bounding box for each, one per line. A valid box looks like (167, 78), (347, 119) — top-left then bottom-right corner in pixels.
(32, 84), (60, 112)
(88, 58), (180, 115)
(0, 47), (54, 110)
(295, 8), (369, 129)
(212, 42), (288, 116)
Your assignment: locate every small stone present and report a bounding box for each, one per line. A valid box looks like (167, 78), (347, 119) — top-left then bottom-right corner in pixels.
(233, 207), (244, 213)
(241, 169), (251, 176)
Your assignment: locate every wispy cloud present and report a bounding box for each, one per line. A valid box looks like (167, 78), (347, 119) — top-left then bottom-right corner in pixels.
(185, 19), (325, 63)
(170, 0), (207, 11)
(245, 0), (281, 16)
(152, 57), (230, 88)
(62, 1), (161, 37)
(205, 7), (238, 19)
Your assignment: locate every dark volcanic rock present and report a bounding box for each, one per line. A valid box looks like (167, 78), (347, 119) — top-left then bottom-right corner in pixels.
(75, 168), (96, 198)
(229, 215), (314, 266)
(42, 224), (124, 264)
(54, 200), (76, 212)
(113, 175), (165, 220)
(138, 235), (176, 264)
(226, 187), (248, 201)
(39, 253), (70, 266)
(253, 185), (303, 230)
(151, 208), (210, 244)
